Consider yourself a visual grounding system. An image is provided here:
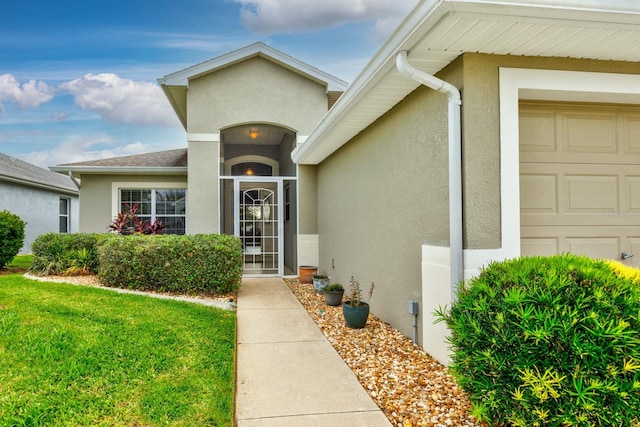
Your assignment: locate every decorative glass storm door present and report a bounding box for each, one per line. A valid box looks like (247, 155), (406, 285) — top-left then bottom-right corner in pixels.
(235, 182), (283, 275)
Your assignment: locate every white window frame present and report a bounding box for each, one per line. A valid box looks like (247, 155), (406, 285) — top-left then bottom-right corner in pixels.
(59, 197), (70, 233)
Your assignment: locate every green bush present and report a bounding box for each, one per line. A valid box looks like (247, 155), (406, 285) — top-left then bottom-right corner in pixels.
(436, 254), (640, 427)
(98, 234), (242, 294)
(30, 233), (103, 275)
(0, 210), (26, 269)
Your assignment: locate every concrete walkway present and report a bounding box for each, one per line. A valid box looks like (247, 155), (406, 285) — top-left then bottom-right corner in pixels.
(235, 278), (392, 427)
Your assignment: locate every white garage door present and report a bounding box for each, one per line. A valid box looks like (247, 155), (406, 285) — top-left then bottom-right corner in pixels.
(520, 101), (640, 267)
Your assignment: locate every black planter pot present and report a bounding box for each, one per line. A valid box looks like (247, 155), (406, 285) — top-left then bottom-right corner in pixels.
(342, 301), (369, 329)
(323, 290), (344, 306)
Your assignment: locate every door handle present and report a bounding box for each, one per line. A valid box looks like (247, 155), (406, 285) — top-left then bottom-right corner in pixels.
(622, 252), (635, 260)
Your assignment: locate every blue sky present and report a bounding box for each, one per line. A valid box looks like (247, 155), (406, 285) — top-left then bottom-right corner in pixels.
(1, 0), (418, 168)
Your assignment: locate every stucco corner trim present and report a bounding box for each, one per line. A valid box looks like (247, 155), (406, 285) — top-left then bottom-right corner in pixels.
(187, 133), (220, 143)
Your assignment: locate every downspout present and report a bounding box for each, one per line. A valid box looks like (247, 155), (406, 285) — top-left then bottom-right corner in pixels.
(68, 171), (81, 190)
(396, 51), (463, 300)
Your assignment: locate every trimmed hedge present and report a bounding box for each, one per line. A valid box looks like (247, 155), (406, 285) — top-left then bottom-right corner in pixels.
(0, 210), (26, 269)
(437, 254), (640, 427)
(30, 233), (103, 275)
(98, 234), (242, 294)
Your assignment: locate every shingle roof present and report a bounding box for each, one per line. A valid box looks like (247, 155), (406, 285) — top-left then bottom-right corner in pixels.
(59, 148), (187, 168)
(0, 152), (78, 194)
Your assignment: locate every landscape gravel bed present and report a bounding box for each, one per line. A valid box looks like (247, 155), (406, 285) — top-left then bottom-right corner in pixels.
(285, 278), (481, 427)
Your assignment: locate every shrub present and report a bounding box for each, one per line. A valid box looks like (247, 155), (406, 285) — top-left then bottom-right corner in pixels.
(98, 234), (242, 294)
(30, 233), (103, 275)
(323, 283), (344, 292)
(0, 210), (26, 269)
(436, 254), (640, 427)
(108, 202), (166, 235)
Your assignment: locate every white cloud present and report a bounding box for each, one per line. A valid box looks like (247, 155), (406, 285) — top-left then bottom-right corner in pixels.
(17, 134), (155, 169)
(233, 0), (419, 38)
(0, 74), (55, 112)
(59, 73), (180, 127)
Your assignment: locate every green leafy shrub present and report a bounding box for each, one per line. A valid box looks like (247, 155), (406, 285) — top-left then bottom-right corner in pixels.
(30, 233), (103, 275)
(98, 234), (242, 294)
(0, 210), (26, 269)
(323, 283), (344, 292)
(436, 254), (640, 427)
(108, 202), (166, 235)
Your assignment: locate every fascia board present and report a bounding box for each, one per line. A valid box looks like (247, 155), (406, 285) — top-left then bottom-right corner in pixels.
(49, 166), (188, 176)
(158, 42), (348, 92)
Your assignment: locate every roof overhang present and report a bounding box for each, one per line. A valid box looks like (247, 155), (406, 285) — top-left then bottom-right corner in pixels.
(158, 42), (349, 129)
(0, 173), (78, 196)
(50, 166), (188, 177)
(292, 0), (640, 165)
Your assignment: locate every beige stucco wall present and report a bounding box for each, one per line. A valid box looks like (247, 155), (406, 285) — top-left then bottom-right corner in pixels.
(187, 140), (219, 233)
(187, 56), (329, 135)
(316, 63), (456, 341)
(78, 174), (187, 234)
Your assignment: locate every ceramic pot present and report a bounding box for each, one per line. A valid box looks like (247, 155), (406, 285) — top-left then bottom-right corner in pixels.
(323, 290), (344, 306)
(313, 277), (330, 293)
(342, 302), (369, 329)
(298, 266), (317, 284)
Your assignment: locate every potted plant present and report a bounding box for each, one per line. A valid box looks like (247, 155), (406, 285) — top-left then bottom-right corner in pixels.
(299, 265), (317, 284)
(312, 274), (330, 293)
(342, 276), (375, 329)
(322, 283), (344, 306)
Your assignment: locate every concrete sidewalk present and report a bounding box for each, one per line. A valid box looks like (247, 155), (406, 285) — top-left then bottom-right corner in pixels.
(235, 278), (392, 427)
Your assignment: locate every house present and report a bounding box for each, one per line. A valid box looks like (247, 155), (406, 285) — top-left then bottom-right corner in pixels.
(0, 152), (79, 253)
(52, 0), (640, 364)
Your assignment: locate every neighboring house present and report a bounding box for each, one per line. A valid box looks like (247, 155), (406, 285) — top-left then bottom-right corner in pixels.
(52, 0), (640, 364)
(0, 152), (79, 253)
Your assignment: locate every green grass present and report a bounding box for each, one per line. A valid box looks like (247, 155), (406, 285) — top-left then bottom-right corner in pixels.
(0, 273), (236, 426)
(7, 254), (32, 269)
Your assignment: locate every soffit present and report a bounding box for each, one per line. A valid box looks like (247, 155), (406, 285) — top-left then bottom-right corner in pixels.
(293, 0), (640, 164)
(222, 124), (292, 146)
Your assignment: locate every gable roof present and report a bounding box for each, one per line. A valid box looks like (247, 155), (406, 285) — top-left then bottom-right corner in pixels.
(50, 148), (188, 176)
(292, 0), (640, 164)
(158, 42), (349, 128)
(0, 152), (78, 195)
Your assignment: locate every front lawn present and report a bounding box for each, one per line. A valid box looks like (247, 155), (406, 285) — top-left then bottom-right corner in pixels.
(0, 271), (236, 426)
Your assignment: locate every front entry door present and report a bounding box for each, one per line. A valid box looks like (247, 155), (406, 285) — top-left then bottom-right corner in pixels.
(234, 180), (283, 275)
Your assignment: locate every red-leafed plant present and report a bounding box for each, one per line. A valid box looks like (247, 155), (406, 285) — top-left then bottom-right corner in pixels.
(108, 203), (166, 235)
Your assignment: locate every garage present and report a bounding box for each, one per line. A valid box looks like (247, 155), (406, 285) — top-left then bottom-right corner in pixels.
(519, 101), (640, 267)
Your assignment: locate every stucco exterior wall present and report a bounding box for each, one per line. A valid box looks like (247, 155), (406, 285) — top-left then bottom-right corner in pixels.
(187, 57), (329, 135)
(316, 73), (454, 342)
(187, 140), (218, 233)
(0, 181), (78, 253)
(460, 53), (640, 249)
(78, 174), (187, 234)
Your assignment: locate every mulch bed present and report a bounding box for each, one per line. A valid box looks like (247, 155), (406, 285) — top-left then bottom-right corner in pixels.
(285, 278), (482, 427)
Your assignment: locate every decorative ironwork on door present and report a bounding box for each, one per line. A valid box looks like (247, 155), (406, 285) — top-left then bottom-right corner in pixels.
(240, 187), (279, 274)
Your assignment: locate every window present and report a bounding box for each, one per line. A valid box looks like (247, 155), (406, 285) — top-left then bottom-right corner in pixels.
(59, 197), (70, 233)
(120, 189), (186, 234)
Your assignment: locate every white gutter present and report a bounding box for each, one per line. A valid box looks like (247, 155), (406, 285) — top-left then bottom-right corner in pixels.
(49, 166), (188, 175)
(396, 51), (463, 299)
